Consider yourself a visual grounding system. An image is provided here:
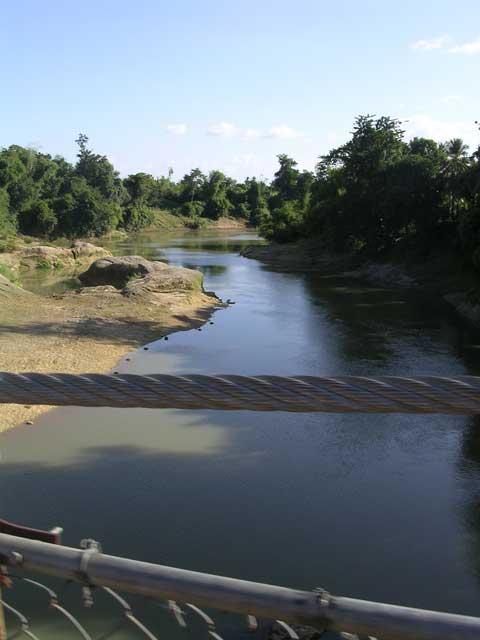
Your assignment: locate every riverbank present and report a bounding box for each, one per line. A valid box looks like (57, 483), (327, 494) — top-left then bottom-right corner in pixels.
(0, 255), (221, 431)
(148, 212), (251, 231)
(242, 241), (480, 327)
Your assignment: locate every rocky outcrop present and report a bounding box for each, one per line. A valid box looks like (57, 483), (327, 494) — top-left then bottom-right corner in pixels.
(70, 241), (112, 261)
(123, 266), (203, 298)
(2, 242), (112, 272)
(77, 256), (206, 305)
(78, 256), (168, 288)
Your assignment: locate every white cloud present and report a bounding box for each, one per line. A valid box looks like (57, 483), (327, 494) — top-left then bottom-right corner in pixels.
(206, 122), (238, 137)
(403, 114), (476, 146)
(411, 34), (451, 50)
(438, 94), (464, 105)
(206, 122), (304, 140)
(166, 123), (188, 135)
(263, 125), (303, 139)
(449, 36), (480, 54)
(243, 128), (261, 140)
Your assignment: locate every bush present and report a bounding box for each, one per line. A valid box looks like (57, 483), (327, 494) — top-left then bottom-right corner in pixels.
(184, 215), (207, 230)
(36, 258), (52, 269)
(259, 201), (303, 243)
(122, 203), (155, 232)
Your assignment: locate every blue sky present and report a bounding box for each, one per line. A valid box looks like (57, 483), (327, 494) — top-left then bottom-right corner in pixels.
(1, 0), (479, 180)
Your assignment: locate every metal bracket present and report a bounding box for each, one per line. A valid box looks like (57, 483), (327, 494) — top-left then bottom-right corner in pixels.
(79, 539), (102, 608)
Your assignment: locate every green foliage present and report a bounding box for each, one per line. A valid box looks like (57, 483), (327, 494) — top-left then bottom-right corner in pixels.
(0, 188), (14, 236)
(182, 200), (206, 217)
(260, 201), (303, 243)
(4, 114), (479, 271)
(0, 135), (258, 240)
(261, 114), (480, 271)
(0, 262), (18, 284)
(35, 258), (52, 270)
(0, 239), (16, 253)
(184, 215), (207, 229)
(122, 203), (155, 232)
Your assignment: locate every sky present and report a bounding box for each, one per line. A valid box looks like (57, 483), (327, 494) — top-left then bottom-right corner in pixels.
(0, 0), (479, 180)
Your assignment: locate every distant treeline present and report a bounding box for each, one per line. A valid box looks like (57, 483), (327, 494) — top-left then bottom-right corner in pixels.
(1, 116), (480, 269)
(0, 133), (270, 239)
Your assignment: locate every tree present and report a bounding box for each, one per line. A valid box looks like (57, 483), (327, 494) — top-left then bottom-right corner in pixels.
(245, 178), (270, 226)
(75, 133), (123, 201)
(442, 138), (470, 222)
(0, 188), (13, 236)
(203, 171), (233, 219)
(270, 155), (300, 207)
(179, 169), (206, 204)
(19, 200), (57, 237)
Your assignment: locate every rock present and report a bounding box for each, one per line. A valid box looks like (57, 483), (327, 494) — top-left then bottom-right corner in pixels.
(21, 245), (72, 265)
(78, 256), (168, 289)
(70, 241), (111, 261)
(123, 266), (203, 298)
(9, 243), (112, 272)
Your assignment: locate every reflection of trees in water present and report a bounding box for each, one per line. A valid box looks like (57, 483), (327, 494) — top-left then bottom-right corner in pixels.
(184, 263), (227, 276)
(301, 274), (448, 368)
(459, 416), (480, 583)
(448, 316), (480, 376)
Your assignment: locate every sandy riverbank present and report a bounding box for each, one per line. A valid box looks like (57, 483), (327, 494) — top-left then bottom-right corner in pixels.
(0, 270), (220, 432)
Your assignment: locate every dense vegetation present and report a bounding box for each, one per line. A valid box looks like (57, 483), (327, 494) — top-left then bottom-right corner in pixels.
(0, 134), (269, 241)
(260, 115), (480, 271)
(1, 116), (479, 270)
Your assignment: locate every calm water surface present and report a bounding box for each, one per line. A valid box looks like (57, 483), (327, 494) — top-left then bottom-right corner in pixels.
(2, 230), (480, 637)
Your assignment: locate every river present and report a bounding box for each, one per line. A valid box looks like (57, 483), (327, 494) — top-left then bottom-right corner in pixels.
(1, 229), (480, 637)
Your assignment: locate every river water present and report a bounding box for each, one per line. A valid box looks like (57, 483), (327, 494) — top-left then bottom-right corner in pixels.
(2, 230), (480, 637)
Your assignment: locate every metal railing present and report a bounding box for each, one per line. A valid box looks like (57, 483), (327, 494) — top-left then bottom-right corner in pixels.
(1, 533), (480, 640)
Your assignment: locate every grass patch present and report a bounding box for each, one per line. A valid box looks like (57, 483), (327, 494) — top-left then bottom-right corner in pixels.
(149, 209), (190, 230)
(0, 262), (19, 285)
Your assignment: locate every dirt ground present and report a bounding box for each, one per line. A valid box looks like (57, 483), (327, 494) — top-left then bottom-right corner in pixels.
(0, 278), (219, 431)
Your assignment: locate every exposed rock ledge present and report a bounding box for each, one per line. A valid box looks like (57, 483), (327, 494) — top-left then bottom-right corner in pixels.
(1, 241), (111, 273)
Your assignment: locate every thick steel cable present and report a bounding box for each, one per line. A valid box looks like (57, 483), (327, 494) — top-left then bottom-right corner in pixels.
(2, 372), (480, 414)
